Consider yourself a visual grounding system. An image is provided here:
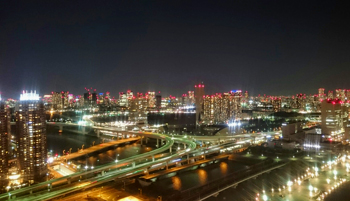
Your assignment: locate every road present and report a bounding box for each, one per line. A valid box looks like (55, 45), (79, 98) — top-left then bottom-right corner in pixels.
(2, 121), (257, 201)
(59, 137), (139, 161)
(3, 132), (197, 201)
(1, 131), (176, 200)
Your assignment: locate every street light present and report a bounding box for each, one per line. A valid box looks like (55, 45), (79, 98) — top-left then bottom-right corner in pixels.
(309, 185), (313, 197)
(309, 185), (313, 191)
(287, 181), (292, 192)
(262, 194), (267, 201)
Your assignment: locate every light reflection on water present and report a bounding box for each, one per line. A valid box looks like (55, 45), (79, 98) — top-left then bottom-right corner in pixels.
(140, 160), (249, 197)
(46, 130), (153, 166)
(171, 176), (182, 190)
(198, 169), (208, 185)
(74, 143), (153, 166)
(220, 162), (228, 175)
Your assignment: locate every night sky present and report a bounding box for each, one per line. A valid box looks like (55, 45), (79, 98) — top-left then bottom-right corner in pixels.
(1, 1), (349, 99)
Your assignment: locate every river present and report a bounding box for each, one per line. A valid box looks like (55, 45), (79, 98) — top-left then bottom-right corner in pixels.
(46, 127), (154, 167)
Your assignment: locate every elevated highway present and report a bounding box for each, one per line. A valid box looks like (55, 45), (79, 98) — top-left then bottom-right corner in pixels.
(2, 121), (257, 200)
(60, 137), (140, 161)
(1, 131), (197, 201)
(139, 154), (231, 181)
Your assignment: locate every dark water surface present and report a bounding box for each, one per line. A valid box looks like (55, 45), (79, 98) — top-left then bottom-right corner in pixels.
(46, 129), (154, 166)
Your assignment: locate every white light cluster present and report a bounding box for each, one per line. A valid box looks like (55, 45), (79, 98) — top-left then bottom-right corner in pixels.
(20, 90), (39, 101)
(179, 106), (195, 109)
(304, 144), (321, 149)
(228, 121), (241, 127)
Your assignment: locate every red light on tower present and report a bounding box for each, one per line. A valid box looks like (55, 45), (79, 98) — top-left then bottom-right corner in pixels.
(202, 85), (204, 87)
(199, 85), (201, 87)
(195, 85), (197, 88)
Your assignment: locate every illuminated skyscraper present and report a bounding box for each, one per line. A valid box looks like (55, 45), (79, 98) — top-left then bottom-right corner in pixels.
(272, 97), (282, 112)
(0, 101), (10, 188)
(328, 91), (334, 99)
(147, 92), (156, 108)
(321, 99), (350, 139)
(119, 90), (134, 107)
(156, 94), (161, 110)
(16, 91), (47, 184)
(203, 90), (242, 124)
(105, 92), (111, 106)
(188, 91), (195, 105)
(318, 88), (325, 101)
(91, 91), (97, 105)
(83, 91), (90, 106)
(194, 84), (205, 124)
(335, 89), (346, 101)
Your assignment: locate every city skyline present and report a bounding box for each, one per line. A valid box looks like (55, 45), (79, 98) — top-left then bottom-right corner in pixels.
(2, 1), (350, 200)
(1, 1), (350, 98)
(1, 87), (350, 101)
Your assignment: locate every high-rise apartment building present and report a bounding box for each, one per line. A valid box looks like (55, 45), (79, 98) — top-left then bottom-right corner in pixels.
(146, 92), (156, 108)
(104, 92), (111, 106)
(321, 99), (350, 139)
(194, 84), (205, 124)
(16, 91), (47, 184)
(335, 89), (346, 101)
(188, 91), (195, 106)
(244, 91), (249, 99)
(51, 91), (69, 109)
(83, 91), (90, 106)
(91, 92), (97, 105)
(318, 88), (325, 101)
(119, 90), (134, 107)
(272, 97), (282, 112)
(203, 90), (242, 124)
(156, 94), (161, 110)
(0, 102), (10, 188)
(328, 91), (334, 99)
